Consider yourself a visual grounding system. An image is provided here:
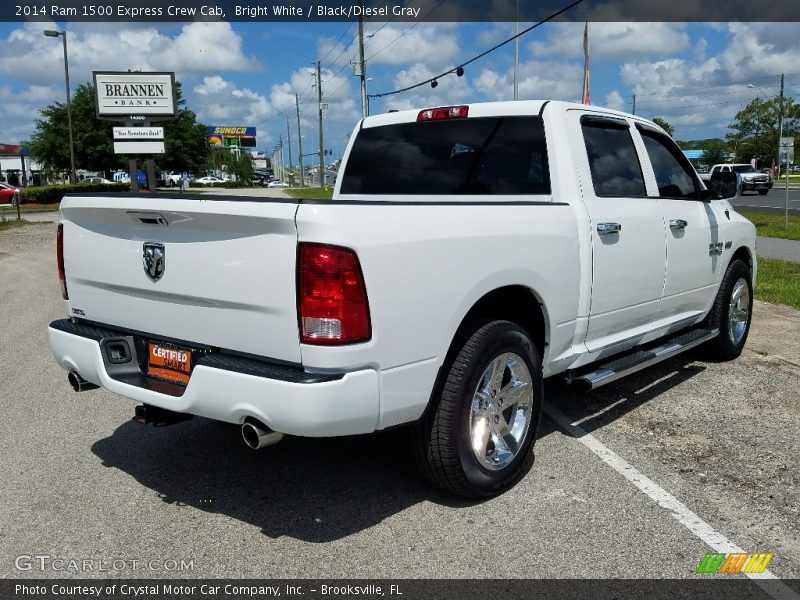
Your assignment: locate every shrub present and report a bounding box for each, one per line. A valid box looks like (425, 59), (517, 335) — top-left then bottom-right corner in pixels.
(19, 183), (130, 204)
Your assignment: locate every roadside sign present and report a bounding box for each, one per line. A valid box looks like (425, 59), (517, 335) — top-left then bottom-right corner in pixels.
(113, 127), (164, 140)
(113, 141), (165, 154)
(94, 72), (177, 120)
(780, 137), (794, 163)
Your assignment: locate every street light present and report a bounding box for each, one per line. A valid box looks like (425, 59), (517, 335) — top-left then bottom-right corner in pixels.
(44, 29), (76, 184)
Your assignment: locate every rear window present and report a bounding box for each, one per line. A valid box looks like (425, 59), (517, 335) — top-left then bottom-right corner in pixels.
(340, 116), (550, 196)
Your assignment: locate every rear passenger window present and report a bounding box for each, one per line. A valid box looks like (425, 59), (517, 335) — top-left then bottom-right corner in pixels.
(639, 128), (699, 199)
(581, 120), (646, 197)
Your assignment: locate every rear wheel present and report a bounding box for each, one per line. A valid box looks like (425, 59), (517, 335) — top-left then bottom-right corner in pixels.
(704, 259), (753, 360)
(413, 320), (542, 498)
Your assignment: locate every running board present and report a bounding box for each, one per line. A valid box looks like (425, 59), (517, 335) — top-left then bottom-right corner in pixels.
(566, 328), (719, 391)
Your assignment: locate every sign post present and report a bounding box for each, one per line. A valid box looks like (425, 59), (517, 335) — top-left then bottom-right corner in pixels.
(780, 137), (794, 229)
(93, 72), (177, 193)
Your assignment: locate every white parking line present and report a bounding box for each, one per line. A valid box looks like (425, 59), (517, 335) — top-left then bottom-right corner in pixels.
(545, 405), (800, 600)
(735, 204), (799, 210)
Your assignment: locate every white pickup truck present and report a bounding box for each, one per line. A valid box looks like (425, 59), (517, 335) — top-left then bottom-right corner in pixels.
(48, 101), (756, 497)
(699, 163), (773, 195)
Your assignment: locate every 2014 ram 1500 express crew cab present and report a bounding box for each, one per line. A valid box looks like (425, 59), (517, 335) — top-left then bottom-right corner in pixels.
(48, 101), (756, 497)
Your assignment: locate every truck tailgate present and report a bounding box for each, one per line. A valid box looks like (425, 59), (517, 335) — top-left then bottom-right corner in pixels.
(60, 195), (302, 364)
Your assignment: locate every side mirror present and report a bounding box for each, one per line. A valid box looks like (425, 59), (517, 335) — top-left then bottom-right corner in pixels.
(707, 171), (741, 200)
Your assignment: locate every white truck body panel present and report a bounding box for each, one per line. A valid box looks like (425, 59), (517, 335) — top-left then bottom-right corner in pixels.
(59, 196), (302, 364)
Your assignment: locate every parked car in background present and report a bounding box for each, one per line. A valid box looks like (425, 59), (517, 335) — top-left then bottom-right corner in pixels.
(79, 177), (115, 185)
(194, 176), (225, 185)
(159, 172), (182, 187)
(700, 164), (773, 195)
(0, 182), (20, 204)
(267, 180), (289, 188)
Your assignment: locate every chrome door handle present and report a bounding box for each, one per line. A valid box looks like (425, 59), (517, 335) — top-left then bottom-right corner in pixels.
(597, 222), (622, 235)
(669, 219), (688, 230)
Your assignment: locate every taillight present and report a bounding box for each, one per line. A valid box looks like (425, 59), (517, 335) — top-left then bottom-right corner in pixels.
(417, 105), (469, 122)
(57, 223), (68, 300)
(297, 243), (371, 345)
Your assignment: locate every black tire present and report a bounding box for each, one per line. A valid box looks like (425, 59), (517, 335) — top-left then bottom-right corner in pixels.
(704, 259), (753, 360)
(413, 320), (543, 498)
(758, 189), (769, 195)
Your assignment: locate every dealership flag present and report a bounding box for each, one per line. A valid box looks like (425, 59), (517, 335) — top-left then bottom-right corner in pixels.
(582, 21), (591, 105)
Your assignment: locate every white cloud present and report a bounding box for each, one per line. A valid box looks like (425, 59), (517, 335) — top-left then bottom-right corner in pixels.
(474, 59), (582, 103)
(191, 76), (274, 132)
(363, 23), (461, 70)
(383, 63), (473, 112)
(0, 22), (260, 87)
(615, 23), (800, 138)
(194, 75), (229, 96)
(605, 90), (626, 111)
(530, 23), (690, 61)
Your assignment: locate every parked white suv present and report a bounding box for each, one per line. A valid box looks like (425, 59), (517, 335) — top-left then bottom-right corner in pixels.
(48, 101), (756, 497)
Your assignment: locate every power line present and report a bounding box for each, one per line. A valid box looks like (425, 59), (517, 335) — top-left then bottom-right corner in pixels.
(368, 0), (585, 99)
(365, 0), (415, 40)
(318, 23), (354, 68)
(365, 0), (446, 62)
(639, 86), (785, 106)
(322, 27), (359, 73)
(636, 97), (762, 112)
(634, 72), (800, 98)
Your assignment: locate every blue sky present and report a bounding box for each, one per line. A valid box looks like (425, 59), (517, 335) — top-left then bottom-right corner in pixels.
(1, 20), (798, 160)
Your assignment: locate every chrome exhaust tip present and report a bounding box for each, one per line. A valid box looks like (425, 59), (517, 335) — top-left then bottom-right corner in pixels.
(68, 371), (99, 392)
(242, 420), (284, 450)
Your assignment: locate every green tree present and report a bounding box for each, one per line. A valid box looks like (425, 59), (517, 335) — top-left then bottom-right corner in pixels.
(652, 117), (674, 137)
(214, 148), (255, 183)
(726, 96), (800, 166)
(29, 83), (117, 174)
(29, 81), (209, 177)
(158, 82), (210, 175)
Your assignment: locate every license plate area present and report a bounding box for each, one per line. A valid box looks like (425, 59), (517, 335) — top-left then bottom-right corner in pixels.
(148, 342), (192, 385)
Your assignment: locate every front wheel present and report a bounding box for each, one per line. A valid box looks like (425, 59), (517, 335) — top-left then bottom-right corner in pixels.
(704, 259), (753, 360)
(413, 320), (542, 498)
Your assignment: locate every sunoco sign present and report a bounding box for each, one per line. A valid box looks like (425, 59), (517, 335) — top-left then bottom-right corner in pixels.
(93, 72), (177, 119)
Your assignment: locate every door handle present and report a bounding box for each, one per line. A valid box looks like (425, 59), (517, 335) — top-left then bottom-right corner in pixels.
(597, 222), (622, 235)
(669, 219), (688, 230)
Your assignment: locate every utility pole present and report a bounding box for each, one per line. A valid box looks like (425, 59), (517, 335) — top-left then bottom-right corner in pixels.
(632, 94), (636, 115)
(286, 115), (293, 181)
(777, 73), (785, 177)
(295, 93), (304, 187)
(317, 60), (325, 189)
(358, 2), (368, 118)
(513, 0), (519, 101)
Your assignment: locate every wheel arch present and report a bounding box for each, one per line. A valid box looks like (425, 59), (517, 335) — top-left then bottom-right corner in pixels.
(730, 245), (753, 270)
(457, 286), (547, 359)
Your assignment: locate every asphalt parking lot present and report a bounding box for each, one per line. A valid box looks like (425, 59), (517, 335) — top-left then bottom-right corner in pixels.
(0, 221), (798, 583)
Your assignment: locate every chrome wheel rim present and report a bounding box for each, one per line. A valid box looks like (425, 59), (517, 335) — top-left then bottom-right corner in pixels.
(728, 277), (750, 345)
(469, 352), (533, 471)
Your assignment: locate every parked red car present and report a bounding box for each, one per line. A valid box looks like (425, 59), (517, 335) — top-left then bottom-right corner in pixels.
(0, 183), (20, 204)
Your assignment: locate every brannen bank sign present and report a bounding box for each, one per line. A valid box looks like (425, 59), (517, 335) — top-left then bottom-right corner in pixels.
(93, 72), (177, 119)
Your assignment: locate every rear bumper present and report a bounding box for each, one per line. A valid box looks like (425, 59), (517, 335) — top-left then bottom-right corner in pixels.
(47, 320), (380, 437)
